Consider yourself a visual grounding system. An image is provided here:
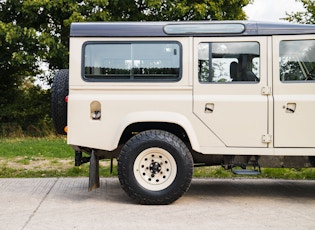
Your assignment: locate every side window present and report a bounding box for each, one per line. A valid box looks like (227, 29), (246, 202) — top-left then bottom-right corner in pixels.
(198, 42), (260, 83)
(279, 40), (315, 82)
(84, 42), (181, 81)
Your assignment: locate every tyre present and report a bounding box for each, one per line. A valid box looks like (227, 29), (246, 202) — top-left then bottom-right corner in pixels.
(118, 130), (193, 205)
(51, 69), (69, 135)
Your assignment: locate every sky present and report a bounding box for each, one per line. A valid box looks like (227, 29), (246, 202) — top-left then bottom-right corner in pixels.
(244, 0), (306, 22)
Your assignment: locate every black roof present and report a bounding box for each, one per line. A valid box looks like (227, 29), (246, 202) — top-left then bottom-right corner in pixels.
(70, 21), (315, 37)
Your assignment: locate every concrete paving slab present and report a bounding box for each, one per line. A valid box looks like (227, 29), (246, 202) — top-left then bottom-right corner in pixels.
(0, 178), (314, 230)
(0, 178), (58, 230)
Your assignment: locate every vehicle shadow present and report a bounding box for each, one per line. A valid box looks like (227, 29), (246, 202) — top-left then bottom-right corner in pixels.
(186, 178), (315, 200)
(55, 178), (315, 204)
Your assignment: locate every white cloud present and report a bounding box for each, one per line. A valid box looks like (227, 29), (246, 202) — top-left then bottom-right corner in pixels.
(244, 0), (306, 22)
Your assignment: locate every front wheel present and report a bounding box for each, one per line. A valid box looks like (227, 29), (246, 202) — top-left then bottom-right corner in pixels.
(118, 130), (193, 205)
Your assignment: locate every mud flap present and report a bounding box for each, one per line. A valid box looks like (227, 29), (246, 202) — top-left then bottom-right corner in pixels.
(88, 149), (100, 191)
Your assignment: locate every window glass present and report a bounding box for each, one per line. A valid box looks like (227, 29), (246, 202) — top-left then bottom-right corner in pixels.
(198, 42), (260, 83)
(84, 42), (181, 81)
(279, 40), (315, 81)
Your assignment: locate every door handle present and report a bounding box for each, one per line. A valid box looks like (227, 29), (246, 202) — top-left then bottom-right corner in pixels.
(205, 103), (214, 113)
(286, 107), (295, 113)
(284, 103), (296, 113)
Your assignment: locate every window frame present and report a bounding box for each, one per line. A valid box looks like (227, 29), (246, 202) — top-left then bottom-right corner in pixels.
(81, 41), (182, 82)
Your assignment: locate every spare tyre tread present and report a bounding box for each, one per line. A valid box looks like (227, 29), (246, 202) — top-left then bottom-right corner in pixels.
(51, 69), (69, 135)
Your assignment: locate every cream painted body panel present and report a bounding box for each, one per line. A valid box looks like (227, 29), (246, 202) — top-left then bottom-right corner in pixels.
(67, 87), (225, 151)
(68, 37), (225, 151)
(273, 35), (315, 148)
(67, 35), (315, 155)
(193, 37), (269, 148)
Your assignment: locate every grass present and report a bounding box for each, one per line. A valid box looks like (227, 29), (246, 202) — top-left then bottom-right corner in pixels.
(194, 166), (315, 180)
(0, 137), (72, 158)
(0, 137), (315, 179)
(0, 137), (118, 178)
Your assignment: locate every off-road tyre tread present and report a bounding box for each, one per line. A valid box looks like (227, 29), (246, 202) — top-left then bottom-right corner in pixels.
(51, 69), (69, 135)
(118, 130), (193, 205)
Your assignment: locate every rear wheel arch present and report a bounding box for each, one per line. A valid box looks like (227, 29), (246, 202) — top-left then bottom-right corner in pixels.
(119, 122), (191, 148)
(115, 112), (200, 152)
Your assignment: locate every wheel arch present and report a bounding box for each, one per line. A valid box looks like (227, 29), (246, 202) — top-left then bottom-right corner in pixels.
(116, 112), (201, 152)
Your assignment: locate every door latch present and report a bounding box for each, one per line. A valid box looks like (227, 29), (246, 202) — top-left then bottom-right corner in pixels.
(205, 103), (214, 113)
(283, 103), (296, 113)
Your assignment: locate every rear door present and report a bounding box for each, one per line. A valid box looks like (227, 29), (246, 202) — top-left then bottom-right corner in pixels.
(273, 35), (315, 147)
(193, 37), (269, 147)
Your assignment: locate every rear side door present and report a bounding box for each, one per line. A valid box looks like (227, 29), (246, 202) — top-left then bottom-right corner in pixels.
(273, 35), (315, 147)
(193, 37), (270, 147)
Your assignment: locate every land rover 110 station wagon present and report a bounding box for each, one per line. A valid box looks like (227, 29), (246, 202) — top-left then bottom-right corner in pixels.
(51, 21), (315, 204)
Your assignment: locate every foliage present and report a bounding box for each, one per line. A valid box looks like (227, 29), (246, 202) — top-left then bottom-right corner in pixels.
(0, 0), (252, 137)
(0, 79), (52, 137)
(284, 0), (315, 24)
(108, 0), (251, 21)
(0, 21), (42, 135)
(0, 0), (252, 82)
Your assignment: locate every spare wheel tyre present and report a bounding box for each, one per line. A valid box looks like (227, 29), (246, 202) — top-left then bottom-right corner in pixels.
(51, 69), (69, 135)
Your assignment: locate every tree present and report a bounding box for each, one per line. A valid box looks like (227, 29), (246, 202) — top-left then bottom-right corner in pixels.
(108, 0), (251, 21)
(0, 0), (252, 136)
(284, 0), (315, 24)
(0, 0), (252, 83)
(0, 0), (110, 75)
(0, 21), (41, 130)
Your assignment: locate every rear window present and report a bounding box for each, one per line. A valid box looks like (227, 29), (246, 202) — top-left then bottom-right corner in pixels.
(83, 42), (181, 82)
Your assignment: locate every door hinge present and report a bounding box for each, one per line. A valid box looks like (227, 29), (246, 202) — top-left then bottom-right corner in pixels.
(262, 134), (272, 143)
(261, 86), (272, 95)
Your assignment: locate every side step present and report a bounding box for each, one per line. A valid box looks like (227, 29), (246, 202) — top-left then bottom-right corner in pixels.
(230, 159), (261, 176)
(232, 169), (261, 175)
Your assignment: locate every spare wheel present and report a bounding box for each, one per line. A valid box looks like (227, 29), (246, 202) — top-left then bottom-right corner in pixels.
(51, 69), (69, 135)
